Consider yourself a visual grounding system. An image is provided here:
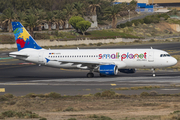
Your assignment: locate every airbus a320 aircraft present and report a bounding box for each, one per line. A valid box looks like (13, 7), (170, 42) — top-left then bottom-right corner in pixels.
(9, 22), (177, 77)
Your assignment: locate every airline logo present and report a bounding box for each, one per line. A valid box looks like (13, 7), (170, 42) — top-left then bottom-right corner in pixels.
(99, 52), (147, 61)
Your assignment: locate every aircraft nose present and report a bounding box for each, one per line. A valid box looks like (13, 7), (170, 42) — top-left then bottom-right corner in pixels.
(171, 57), (177, 66)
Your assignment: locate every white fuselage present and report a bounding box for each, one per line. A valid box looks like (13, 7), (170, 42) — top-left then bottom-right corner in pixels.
(9, 48), (177, 70)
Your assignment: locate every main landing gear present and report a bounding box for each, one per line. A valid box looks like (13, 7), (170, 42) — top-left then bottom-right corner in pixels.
(100, 74), (106, 77)
(87, 70), (94, 78)
(87, 73), (94, 78)
(151, 68), (156, 77)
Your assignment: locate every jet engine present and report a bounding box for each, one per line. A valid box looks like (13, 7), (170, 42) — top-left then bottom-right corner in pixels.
(98, 65), (118, 75)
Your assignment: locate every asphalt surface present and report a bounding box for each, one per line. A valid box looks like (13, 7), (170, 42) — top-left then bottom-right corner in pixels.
(0, 42), (180, 96)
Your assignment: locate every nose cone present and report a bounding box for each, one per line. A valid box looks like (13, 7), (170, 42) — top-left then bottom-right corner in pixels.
(170, 57), (177, 66)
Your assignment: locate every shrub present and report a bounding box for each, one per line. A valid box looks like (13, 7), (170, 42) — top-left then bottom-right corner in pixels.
(0, 96), (8, 101)
(99, 115), (113, 120)
(133, 40), (141, 43)
(1, 110), (15, 117)
(140, 92), (149, 96)
(63, 107), (74, 112)
(29, 113), (39, 118)
(34, 33), (50, 39)
(125, 21), (132, 27)
(55, 30), (59, 37)
(158, 13), (170, 20)
(8, 101), (16, 105)
(68, 118), (76, 120)
(149, 91), (158, 96)
(138, 19), (144, 24)
(94, 92), (101, 97)
(152, 18), (160, 23)
(89, 43), (93, 46)
(0, 110), (39, 119)
(89, 115), (113, 120)
(149, 39), (155, 42)
(39, 118), (47, 120)
(101, 90), (115, 97)
(131, 20), (139, 26)
(89, 114), (99, 118)
(25, 93), (37, 98)
(173, 110), (180, 114)
(118, 23), (126, 28)
(47, 92), (61, 99)
(3, 93), (14, 98)
(97, 42), (103, 46)
(143, 16), (153, 24)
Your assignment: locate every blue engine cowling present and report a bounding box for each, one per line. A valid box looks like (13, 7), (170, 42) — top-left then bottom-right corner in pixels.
(99, 65), (118, 75)
(119, 69), (136, 74)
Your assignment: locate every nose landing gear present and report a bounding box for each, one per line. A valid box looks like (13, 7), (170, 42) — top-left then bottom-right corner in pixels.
(151, 68), (156, 77)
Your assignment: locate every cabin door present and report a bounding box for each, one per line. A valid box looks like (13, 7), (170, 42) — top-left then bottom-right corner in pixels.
(148, 51), (154, 62)
(38, 51), (44, 63)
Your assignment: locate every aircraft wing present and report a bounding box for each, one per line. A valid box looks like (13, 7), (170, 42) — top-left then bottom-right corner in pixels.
(49, 59), (114, 66)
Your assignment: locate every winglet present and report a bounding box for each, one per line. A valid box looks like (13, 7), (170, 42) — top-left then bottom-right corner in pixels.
(12, 22), (42, 51)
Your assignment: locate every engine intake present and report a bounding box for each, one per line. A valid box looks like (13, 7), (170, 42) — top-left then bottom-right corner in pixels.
(98, 65), (118, 75)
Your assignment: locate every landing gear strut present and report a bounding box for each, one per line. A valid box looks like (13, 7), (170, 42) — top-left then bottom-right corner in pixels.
(151, 68), (156, 77)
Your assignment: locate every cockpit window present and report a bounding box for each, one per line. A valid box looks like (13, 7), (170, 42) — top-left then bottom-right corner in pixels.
(160, 54), (170, 57)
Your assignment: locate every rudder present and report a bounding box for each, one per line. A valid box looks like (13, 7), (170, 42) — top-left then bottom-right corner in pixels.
(12, 22), (42, 51)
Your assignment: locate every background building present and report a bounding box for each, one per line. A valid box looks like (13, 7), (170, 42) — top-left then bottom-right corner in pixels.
(114, 0), (180, 4)
(114, 0), (180, 12)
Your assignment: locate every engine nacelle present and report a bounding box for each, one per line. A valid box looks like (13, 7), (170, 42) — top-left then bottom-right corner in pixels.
(119, 69), (136, 74)
(98, 65), (118, 75)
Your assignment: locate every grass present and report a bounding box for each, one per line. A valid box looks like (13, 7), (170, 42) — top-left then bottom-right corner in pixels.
(86, 30), (141, 39)
(0, 110), (39, 119)
(1, 91), (180, 119)
(115, 86), (161, 91)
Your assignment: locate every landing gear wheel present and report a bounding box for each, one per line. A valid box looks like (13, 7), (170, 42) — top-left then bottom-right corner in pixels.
(151, 68), (156, 77)
(87, 73), (94, 78)
(100, 74), (106, 77)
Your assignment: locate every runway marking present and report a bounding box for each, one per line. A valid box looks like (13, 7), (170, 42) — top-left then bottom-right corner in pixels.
(111, 84), (117, 86)
(0, 88), (5, 92)
(0, 57), (13, 60)
(0, 59), (18, 62)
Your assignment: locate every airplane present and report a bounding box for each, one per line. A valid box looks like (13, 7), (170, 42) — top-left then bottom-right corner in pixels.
(9, 22), (177, 78)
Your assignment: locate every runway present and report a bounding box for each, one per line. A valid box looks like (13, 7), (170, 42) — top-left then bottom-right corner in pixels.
(0, 42), (180, 96)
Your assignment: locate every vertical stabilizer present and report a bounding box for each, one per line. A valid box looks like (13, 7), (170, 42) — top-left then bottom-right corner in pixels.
(12, 22), (42, 51)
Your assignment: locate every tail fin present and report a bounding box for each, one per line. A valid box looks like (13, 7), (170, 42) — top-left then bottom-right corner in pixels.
(12, 22), (42, 51)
